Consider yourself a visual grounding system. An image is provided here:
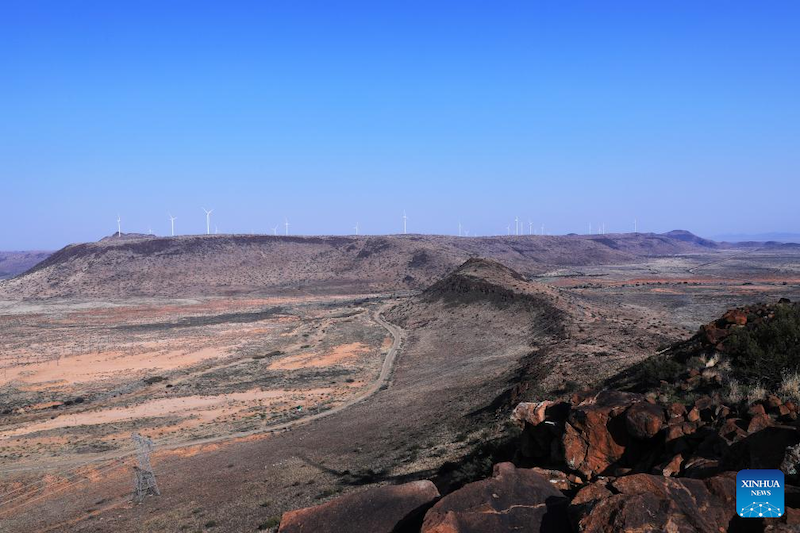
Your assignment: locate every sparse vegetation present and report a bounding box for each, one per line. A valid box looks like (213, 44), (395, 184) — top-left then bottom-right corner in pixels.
(257, 517), (280, 530)
(780, 371), (800, 401)
(725, 304), (800, 389)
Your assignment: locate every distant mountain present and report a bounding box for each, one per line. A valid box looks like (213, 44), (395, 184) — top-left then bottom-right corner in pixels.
(0, 231), (730, 299)
(0, 251), (52, 280)
(712, 232), (800, 243)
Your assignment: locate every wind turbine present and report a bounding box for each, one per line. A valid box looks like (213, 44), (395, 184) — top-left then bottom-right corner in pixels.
(202, 208), (213, 235)
(215, 225), (218, 235)
(284, 218), (289, 236)
(272, 224), (279, 236)
(515, 216), (519, 236)
(354, 222), (359, 235)
(541, 223), (545, 236)
(403, 211), (407, 234)
(169, 213), (177, 236)
(507, 224), (511, 236)
(589, 223), (592, 235)
(529, 220), (533, 235)
(458, 221), (462, 237)
(634, 218), (638, 233)
(116, 215), (121, 237)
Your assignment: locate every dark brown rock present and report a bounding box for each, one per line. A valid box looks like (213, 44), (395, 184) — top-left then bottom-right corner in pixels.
(723, 309), (748, 325)
(726, 426), (800, 470)
(748, 413), (774, 434)
(625, 402), (665, 440)
(421, 463), (568, 533)
(669, 402), (687, 418)
(572, 473), (736, 533)
(562, 391), (639, 477)
(529, 467), (573, 492)
(660, 454), (683, 477)
(719, 418), (747, 443)
(279, 480), (440, 533)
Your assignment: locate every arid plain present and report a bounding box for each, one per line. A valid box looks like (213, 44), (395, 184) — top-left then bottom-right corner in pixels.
(1, 233), (799, 532)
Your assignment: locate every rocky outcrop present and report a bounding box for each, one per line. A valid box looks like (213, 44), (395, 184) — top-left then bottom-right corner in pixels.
(420, 463), (569, 533)
(570, 473), (736, 532)
(278, 480), (440, 533)
(276, 301), (800, 532)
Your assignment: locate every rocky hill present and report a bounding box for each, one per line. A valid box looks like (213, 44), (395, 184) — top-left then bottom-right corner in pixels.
(0, 231), (731, 299)
(276, 300), (800, 532)
(0, 251), (51, 280)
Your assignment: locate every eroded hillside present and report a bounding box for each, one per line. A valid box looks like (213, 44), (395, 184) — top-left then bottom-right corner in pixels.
(0, 231), (734, 299)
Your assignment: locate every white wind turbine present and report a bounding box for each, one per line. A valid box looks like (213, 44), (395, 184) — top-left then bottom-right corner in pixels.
(354, 222), (359, 235)
(634, 218), (638, 233)
(529, 220), (533, 235)
(541, 223), (545, 236)
(272, 224), (279, 236)
(403, 210), (407, 234)
(458, 221), (462, 237)
(515, 216), (519, 236)
(284, 218), (290, 236)
(116, 215), (121, 237)
(169, 213), (177, 237)
(507, 224), (511, 235)
(202, 208), (213, 235)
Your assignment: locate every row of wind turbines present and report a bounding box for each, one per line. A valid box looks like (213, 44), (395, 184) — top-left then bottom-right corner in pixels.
(115, 209), (639, 238)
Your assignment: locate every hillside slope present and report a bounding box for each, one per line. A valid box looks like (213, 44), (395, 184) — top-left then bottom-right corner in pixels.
(0, 231), (729, 299)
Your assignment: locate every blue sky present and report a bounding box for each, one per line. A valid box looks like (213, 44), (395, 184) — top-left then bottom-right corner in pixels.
(2, 1), (798, 249)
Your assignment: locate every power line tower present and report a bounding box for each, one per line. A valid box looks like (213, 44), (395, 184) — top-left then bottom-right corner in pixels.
(132, 432), (160, 501)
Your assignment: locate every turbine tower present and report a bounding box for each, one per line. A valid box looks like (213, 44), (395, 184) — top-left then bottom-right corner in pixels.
(529, 220), (533, 235)
(354, 222), (359, 235)
(458, 221), (462, 237)
(541, 223), (544, 236)
(272, 224), (278, 236)
(202, 208), (213, 235)
(515, 216), (519, 236)
(284, 218), (289, 236)
(634, 218), (638, 233)
(117, 215), (121, 237)
(168, 213), (177, 237)
(403, 210), (407, 234)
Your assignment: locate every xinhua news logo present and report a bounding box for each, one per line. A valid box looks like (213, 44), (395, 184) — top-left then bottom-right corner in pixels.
(737, 469), (784, 518)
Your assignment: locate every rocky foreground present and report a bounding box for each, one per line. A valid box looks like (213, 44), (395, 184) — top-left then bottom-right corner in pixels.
(276, 301), (800, 532)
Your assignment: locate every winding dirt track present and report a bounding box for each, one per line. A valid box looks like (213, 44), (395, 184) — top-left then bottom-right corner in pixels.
(0, 303), (404, 516)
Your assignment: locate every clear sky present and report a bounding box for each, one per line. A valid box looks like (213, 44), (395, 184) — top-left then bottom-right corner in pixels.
(2, 1), (798, 249)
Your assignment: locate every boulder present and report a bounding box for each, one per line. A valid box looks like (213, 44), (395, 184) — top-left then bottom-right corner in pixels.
(572, 472), (736, 533)
(624, 402), (665, 440)
(723, 309), (748, 325)
(747, 413), (774, 434)
(659, 454), (683, 477)
(511, 400), (569, 427)
(278, 480), (440, 533)
(421, 463), (569, 533)
(562, 391), (639, 477)
(529, 467), (574, 492)
(726, 426), (800, 470)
